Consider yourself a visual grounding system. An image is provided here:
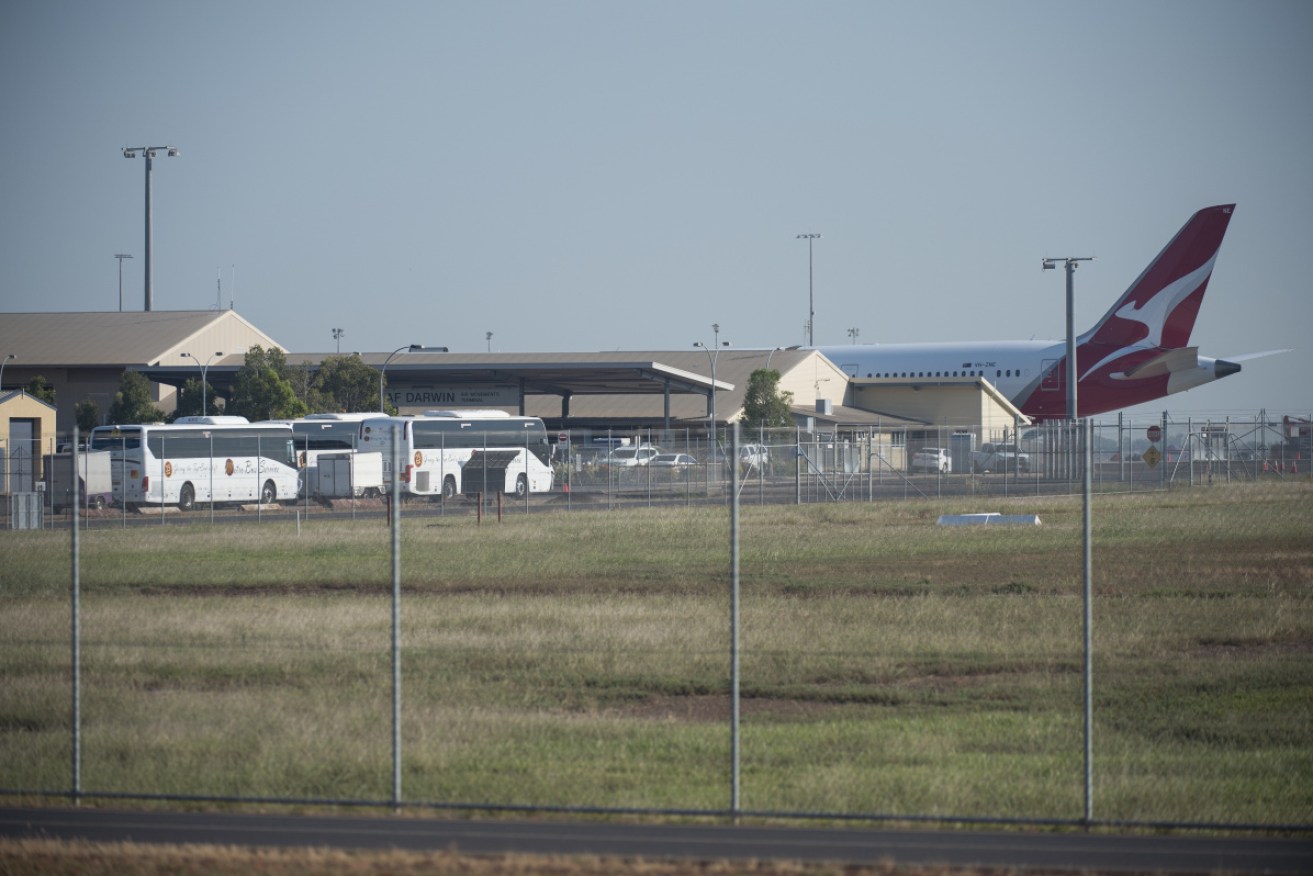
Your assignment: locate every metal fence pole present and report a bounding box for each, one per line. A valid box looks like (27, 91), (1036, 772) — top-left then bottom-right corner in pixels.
(391, 421), (403, 809)
(1187, 417), (1194, 488)
(1161, 412), (1168, 490)
(729, 422), (741, 817)
(794, 425), (801, 505)
(70, 426), (81, 804)
(1082, 418), (1094, 824)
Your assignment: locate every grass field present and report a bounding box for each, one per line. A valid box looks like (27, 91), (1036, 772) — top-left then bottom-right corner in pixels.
(2, 483), (1311, 829)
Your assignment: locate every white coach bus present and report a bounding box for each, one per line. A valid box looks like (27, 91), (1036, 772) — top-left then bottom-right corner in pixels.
(265, 412), (378, 496)
(90, 416), (299, 510)
(358, 410), (554, 499)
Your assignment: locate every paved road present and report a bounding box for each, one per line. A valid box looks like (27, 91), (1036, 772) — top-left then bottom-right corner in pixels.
(4, 807), (1311, 872)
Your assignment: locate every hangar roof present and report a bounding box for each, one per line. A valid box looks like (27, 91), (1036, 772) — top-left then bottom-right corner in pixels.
(0, 310), (280, 366)
(141, 348), (821, 424)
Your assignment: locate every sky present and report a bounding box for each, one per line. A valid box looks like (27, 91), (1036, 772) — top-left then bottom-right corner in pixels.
(1, 0), (1309, 419)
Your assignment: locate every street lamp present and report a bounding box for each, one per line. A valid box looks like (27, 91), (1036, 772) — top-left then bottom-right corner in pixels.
(797, 233), (821, 346)
(1042, 256), (1095, 421)
(122, 145), (180, 311)
(332, 328), (344, 354)
(181, 351), (223, 416)
(379, 344), (448, 411)
(694, 323), (731, 441)
(486, 331), (493, 353)
(0, 354), (14, 392)
(115, 254), (133, 312)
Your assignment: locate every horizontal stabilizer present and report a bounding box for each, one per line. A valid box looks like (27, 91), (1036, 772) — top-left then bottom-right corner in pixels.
(1219, 348), (1292, 363)
(1112, 347), (1198, 380)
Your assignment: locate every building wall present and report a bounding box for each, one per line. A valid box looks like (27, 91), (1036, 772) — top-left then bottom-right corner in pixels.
(1, 392), (58, 492)
(776, 353), (848, 416)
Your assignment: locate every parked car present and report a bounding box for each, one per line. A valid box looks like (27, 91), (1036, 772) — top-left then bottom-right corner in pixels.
(650, 452), (698, 469)
(738, 444), (770, 469)
(971, 442), (1030, 473)
(601, 445), (661, 467)
(911, 447), (952, 474)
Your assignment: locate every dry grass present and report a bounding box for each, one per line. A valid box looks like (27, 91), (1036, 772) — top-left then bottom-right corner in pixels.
(2, 837), (963, 876)
(1, 483), (1310, 839)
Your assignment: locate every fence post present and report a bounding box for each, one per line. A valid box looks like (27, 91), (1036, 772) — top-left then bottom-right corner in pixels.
(390, 421), (403, 809)
(1160, 412), (1168, 490)
(729, 422), (741, 818)
(70, 426), (81, 805)
(1082, 418), (1094, 825)
(794, 425), (801, 505)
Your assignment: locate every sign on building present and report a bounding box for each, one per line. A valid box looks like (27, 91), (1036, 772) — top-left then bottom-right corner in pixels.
(385, 384), (519, 410)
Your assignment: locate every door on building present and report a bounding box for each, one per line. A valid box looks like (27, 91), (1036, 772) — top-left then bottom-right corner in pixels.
(7, 418), (35, 493)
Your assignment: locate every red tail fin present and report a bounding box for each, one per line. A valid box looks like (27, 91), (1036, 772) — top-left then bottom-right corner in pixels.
(1080, 205), (1234, 353)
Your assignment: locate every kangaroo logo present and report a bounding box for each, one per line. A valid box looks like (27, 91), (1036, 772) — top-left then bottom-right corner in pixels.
(1080, 253), (1217, 381)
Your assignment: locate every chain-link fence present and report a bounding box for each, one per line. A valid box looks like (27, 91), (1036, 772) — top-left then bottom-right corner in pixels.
(3, 413), (1310, 528)
(3, 419), (1310, 831)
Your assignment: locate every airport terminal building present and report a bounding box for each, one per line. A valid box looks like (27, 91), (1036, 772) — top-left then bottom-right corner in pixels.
(1, 309), (1029, 470)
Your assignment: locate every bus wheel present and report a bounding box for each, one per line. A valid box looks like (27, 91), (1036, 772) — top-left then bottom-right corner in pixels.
(514, 473), (529, 499)
(442, 476), (457, 500)
(261, 480), (277, 505)
(178, 483), (196, 512)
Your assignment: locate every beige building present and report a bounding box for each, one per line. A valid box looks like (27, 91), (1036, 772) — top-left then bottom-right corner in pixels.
(0, 310), (283, 438)
(0, 389), (57, 492)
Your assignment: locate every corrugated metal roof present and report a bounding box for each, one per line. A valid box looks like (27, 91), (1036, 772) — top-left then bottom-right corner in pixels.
(0, 311), (279, 366)
(143, 347), (822, 425)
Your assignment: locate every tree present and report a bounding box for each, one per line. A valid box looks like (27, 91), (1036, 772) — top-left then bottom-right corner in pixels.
(742, 368), (794, 435)
(24, 375), (56, 404)
(108, 371), (164, 424)
(75, 398), (102, 433)
(169, 378), (218, 421)
(226, 345), (308, 421)
(310, 354), (382, 413)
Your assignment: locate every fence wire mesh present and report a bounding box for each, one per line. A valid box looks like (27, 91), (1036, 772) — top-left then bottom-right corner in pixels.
(2, 413), (1311, 831)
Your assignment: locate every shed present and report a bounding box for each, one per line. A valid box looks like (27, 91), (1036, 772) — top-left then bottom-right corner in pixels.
(1, 390), (57, 493)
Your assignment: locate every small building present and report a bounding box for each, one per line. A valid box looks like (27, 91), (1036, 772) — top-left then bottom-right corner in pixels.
(0, 389), (57, 493)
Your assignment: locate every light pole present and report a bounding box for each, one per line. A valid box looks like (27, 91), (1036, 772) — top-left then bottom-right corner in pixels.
(333, 328), (344, 354)
(115, 254), (133, 312)
(0, 354), (14, 392)
(694, 323), (731, 442)
(1042, 256), (1095, 421)
(379, 344), (448, 411)
(797, 233), (821, 346)
(181, 351), (223, 416)
(486, 331), (493, 353)
(122, 146), (180, 311)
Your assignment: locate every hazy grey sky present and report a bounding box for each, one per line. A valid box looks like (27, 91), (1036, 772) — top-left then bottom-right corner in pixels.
(1, 1), (1309, 418)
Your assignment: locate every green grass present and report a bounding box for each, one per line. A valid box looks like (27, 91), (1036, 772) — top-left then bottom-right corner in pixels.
(2, 482), (1311, 825)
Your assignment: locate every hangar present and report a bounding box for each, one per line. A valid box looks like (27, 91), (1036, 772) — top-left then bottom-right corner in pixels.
(0, 310), (282, 438)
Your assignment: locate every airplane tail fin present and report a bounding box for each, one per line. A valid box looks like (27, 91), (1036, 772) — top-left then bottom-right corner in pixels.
(1079, 204), (1235, 353)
